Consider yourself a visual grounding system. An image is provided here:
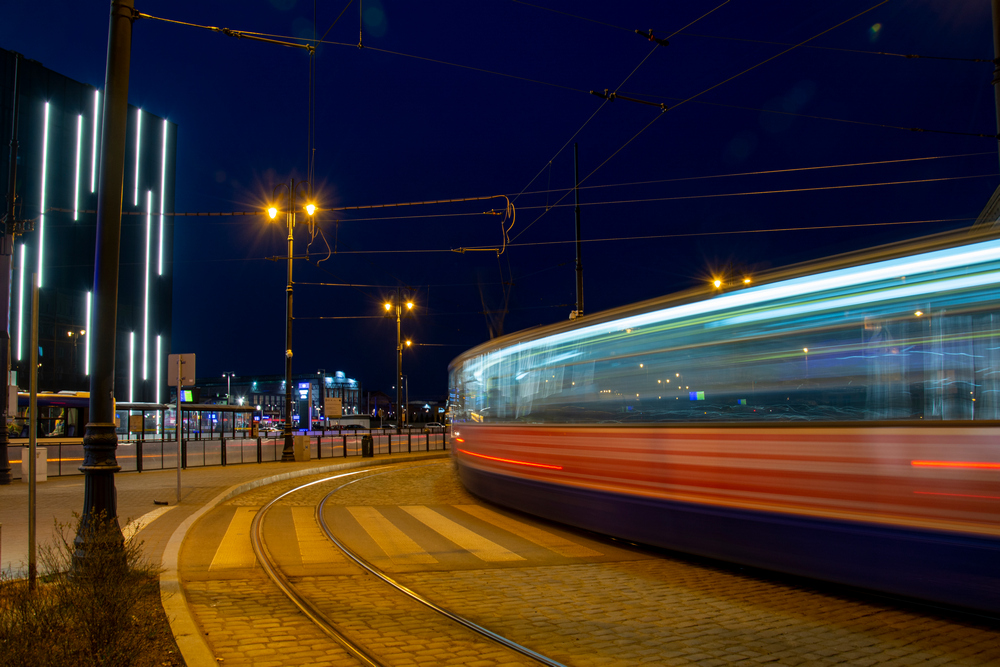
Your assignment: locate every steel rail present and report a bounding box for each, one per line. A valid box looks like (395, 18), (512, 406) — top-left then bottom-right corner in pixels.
(249, 469), (384, 667)
(316, 465), (569, 667)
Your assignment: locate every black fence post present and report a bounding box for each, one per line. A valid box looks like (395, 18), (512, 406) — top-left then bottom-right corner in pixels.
(181, 439), (187, 469)
(136, 439), (143, 473)
(256, 436), (262, 463)
(317, 435), (322, 460)
(425, 432), (429, 451)
(407, 432), (412, 453)
(342, 434), (347, 457)
(221, 436), (227, 466)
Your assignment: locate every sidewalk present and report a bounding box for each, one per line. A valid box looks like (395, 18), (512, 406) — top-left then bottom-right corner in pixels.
(0, 450), (448, 576)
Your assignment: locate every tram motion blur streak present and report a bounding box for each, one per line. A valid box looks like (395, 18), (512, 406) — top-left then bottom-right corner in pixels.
(449, 226), (1000, 615)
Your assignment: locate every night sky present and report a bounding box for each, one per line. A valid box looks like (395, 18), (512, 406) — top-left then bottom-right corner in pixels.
(3, 0), (996, 400)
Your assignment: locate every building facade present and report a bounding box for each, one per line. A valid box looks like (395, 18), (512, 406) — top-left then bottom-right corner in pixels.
(0, 48), (176, 402)
(196, 371), (363, 427)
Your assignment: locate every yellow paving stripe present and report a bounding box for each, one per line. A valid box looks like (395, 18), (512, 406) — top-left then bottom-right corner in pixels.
(454, 505), (602, 558)
(347, 507), (438, 565)
(123, 505), (176, 543)
(209, 507), (259, 570)
(291, 506), (348, 565)
(401, 506), (525, 563)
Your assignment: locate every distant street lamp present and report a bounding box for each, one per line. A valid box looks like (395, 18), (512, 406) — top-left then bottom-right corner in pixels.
(267, 179), (315, 461)
(221, 371), (235, 404)
(383, 288), (414, 431)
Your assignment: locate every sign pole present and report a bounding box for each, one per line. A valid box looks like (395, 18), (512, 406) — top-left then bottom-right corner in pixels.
(176, 355), (182, 504)
(168, 353), (194, 504)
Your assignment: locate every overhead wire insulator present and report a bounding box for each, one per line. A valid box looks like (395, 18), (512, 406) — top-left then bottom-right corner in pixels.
(591, 89), (667, 112)
(636, 29), (669, 47)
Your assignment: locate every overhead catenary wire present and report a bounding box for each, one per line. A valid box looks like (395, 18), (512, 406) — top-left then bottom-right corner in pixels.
(512, 0), (731, 205)
(605, 90), (1000, 139)
(512, 0), (994, 64)
(137, 8), (990, 142)
(512, 0), (889, 243)
(135, 11), (314, 52)
(511, 173), (998, 211)
(42, 166), (994, 226)
(511, 152), (996, 198)
(163, 216), (979, 261)
(619, 93), (1000, 140)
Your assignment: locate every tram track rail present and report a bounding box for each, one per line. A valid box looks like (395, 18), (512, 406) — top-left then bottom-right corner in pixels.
(249, 462), (566, 667)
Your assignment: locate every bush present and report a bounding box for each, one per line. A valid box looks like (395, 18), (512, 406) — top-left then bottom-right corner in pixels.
(0, 511), (168, 667)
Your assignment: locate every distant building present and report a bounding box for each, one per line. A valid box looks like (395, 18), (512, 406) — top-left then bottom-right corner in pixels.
(0, 48), (176, 401)
(194, 371), (363, 427)
(405, 398), (447, 424)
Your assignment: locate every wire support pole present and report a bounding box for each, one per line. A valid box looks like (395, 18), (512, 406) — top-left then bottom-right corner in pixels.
(396, 287), (403, 433)
(992, 0), (1000, 172)
(77, 0), (133, 563)
(573, 143), (584, 320)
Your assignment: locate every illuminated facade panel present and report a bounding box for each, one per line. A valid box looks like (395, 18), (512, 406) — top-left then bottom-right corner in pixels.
(16, 244), (25, 361)
(90, 90), (99, 193)
(37, 101), (48, 287)
(0, 48), (176, 400)
(73, 114), (82, 220)
(85, 291), (91, 376)
(134, 107), (141, 206)
(144, 190), (151, 379)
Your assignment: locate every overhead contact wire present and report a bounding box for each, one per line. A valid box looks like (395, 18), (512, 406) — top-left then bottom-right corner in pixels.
(514, 0), (889, 242)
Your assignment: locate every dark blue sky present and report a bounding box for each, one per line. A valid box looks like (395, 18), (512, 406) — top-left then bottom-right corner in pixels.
(3, 0), (997, 399)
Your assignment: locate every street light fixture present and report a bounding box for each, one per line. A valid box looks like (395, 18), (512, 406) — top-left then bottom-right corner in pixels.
(266, 178), (315, 461)
(383, 288), (414, 431)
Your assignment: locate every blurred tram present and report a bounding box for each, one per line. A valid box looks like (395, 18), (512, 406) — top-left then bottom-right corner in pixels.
(449, 227), (1000, 614)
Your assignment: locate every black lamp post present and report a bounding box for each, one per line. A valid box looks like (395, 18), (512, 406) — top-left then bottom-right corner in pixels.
(267, 180), (314, 461)
(383, 288), (413, 431)
(76, 0), (134, 558)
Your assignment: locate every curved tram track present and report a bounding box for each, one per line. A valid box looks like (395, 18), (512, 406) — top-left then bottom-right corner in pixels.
(250, 463), (562, 667)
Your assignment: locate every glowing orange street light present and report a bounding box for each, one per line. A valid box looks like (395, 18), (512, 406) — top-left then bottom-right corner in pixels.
(266, 179), (315, 461)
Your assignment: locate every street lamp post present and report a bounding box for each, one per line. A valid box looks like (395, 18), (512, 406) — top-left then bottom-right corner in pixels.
(383, 288), (413, 432)
(222, 372), (235, 404)
(267, 179), (315, 461)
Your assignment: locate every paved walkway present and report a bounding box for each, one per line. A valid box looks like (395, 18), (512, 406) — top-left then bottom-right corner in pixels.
(0, 450), (448, 666)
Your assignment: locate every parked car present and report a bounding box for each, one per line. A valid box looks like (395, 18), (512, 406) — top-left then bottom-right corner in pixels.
(422, 422), (445, 432)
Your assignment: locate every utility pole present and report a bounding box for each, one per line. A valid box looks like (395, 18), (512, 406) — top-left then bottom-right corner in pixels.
(75, 0), (134, 558)
(396, 287), (403, 430)
(0, 51), (22, 485)
(573, 143), (584, 319)
(992, 0), (1000, 172)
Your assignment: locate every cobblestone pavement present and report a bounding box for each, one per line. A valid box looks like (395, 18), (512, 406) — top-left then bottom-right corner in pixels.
(179, 459), (1000, 667)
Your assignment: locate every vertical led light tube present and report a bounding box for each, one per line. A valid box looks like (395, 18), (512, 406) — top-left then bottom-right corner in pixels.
(38, 101), (50, 287)
(91, 90), (99, 193)
(156, 335), (161, 403)
(144, 190), (151, 379)
(73, 114), (83, 220)
(134, 107), (142, 206)
(159, 119), (167, 275)
(85, 291), (92, 375)
(16, 245), (26, 361)
(129, 331), (135, 402)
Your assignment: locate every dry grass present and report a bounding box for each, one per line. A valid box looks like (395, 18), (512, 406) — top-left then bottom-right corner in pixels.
(0, 512), (184, 666)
